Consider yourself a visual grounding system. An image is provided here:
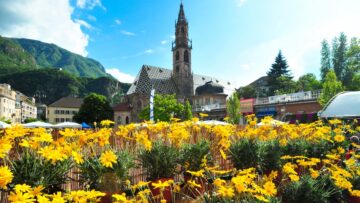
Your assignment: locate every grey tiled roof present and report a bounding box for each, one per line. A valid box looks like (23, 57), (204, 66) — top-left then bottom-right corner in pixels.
(127, 65), (235, 96)
(48, 97), (83, 108)
(127, 65), (177, 95)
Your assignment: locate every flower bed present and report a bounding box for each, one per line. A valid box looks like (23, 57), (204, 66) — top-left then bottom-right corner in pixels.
(0, 117), (359, 202)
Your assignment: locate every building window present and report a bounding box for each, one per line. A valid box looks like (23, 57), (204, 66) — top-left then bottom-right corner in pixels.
(60, 118), (65, 122)
(60, 110), (64, 114)
(181, 26), (184, 33)
(72, 111), (77, 114)
(126, 116), (129, 124)
(66, 118), (70, 122)
(184, 50), (189, 63)
(55, 118), (60, 122)
(176, 51), (179, 61)
(66, 110), (70, 114)
(55, 110), (59, 114)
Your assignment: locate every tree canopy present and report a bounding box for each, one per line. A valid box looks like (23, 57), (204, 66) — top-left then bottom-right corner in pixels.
(139, 94), (186, 122)
(73, 93), (114, 125)
(267, 51), (293, 95)
(318, 70), (343, 106)
(226, 92), (241, 124)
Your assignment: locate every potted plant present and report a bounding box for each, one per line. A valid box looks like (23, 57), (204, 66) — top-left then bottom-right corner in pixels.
(138, 141), (179, 202)
(9, 150), (73, 194)
(229, 138), (261, 170)
(79, 150), (134, 203)
(179, 140), (212, 197)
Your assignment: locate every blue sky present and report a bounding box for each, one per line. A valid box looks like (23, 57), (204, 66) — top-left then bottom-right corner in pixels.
(1, 0), (360, 86)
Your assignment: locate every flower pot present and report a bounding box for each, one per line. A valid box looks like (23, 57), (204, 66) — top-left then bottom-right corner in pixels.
(348, 195), (360, 203)
(150, 178), (174, 203)
(99, 173), (122, 203)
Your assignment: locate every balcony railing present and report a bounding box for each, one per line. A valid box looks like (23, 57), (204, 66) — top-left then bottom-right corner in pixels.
(255, 90), (322, 105)
(193, 104), (226, 112)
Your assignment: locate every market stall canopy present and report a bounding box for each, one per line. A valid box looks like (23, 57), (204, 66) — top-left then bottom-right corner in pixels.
(23, 121), (54, 128)
(319, 91), (360, 119)
(197, 120), (229, 125)
(54, 122), (82, 129)
(0, 121), (10, 128)
(81, 122), (91, 129)
(257, 120), (285, 127)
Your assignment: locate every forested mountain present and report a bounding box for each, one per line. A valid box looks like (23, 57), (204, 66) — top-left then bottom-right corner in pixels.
(0, 36), (130, 104)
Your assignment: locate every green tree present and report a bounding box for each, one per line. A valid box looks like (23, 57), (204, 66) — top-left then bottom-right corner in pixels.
(332, 33), (348, 82)
(73, 93), (114, 125)
(139, 94), (185, 122)
(183, 100), (193, 120)
(318, 70), (343, 106)
(237, 85), (256, 99)
(296, 73), (322, 92)
(343, 37), (360, 89)
(24, 118), (39, 123)
(267, 50), (293, 95)
(320, 40), (332, 81)
(226, 92), (241, 124)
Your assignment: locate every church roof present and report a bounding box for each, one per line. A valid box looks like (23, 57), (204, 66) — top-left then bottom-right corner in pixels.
(196, 81), (225, 95)
(127, 65), (235, 96)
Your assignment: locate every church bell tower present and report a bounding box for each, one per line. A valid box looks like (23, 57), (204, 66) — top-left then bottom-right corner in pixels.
(172, 2), (193, 100)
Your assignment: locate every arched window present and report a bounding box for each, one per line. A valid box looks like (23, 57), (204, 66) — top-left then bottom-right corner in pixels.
(181, 27), (184, 33)
(176, 51), (179, 61)
(184, 50), (189, 63)
(176, 66), (179, 73)
(137, 101), (142, 110)
(125, 116), (129, 124)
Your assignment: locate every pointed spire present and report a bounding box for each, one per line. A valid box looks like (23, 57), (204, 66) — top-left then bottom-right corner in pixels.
(177, 1), (187, 23)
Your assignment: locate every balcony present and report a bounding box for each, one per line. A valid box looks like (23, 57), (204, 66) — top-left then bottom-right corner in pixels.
(193, 104), (226, 112)
(255, 90), (322, 106)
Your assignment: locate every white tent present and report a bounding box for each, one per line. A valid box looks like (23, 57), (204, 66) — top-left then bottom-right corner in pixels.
(256, 120), (285, 127)
(23, 121), (54, 128)
(0, 121), (10, 128)
(197, 120), (229, 125)
(54, 122), (82, 129)
(319, 91), (360, 119)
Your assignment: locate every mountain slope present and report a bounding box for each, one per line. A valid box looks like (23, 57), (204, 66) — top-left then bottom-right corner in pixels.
(0, 69), (130, 105)
(0, 36), (37, 76)
(13, 38), (108, 78)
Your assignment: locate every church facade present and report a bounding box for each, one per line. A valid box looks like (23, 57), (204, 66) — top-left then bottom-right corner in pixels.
(117, 3), (234, 123)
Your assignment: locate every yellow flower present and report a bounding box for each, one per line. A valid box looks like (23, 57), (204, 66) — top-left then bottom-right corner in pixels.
(217, 186), (235, 198)
(289, 174), (299, 182)
(72, 151), (84, 164)
(29, 185), (44, 196)
(350, 190), (360, 197)
(0, 165), (13, 190)
(334, 134), (345, 143)
(187, 180), (201, 188)
(263, 181), (277, 196)
(8, 191), (36, 203)
(100, 120), (115, 127)
(151, 180), (170, 191)
(99, 150), (117, 168)
(14, 184), (32, 193)
(220, 149), (227, 160)
(199, 113), (208, 118)
(0, 138), (12, 159)
(213, 178), (226, 187)
(186, 169), (205, 177)
(254, 194), (269, 202)
(113, 193), (133, 203)
(309, 168), (319, 179)
(52, 192), (66, 203)
(279, 138), (287, 146)
(328, 119), (342, 125)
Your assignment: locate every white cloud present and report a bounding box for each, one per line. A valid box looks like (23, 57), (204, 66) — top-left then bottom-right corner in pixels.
(74, 19), (93, 29)
(144, 49), (154, 55)
(106, 68), (135, 83)
(76, 0), (105, 10)
(240, 64), (251, 70)
(236, 0), (247, 7)
(0, 0), (89, 56)
(115, 19), (122, 25)
(160, 40), (168, 45)
(120, 30), (135, 36)
(88, 15), (96, 21)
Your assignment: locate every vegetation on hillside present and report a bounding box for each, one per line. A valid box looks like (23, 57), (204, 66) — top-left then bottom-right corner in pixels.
(0, 69), (130, 105)
(0, 36), (37, 76)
